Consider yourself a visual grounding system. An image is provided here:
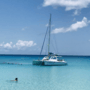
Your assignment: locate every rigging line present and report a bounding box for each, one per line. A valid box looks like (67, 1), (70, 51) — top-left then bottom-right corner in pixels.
(45, 41), (48, 55)
(44, 36), (48, 55)
(40, 27), (49, 55)
(50, 38), (57, 54)
(53, 34), (59, 54)
(50, 34), (58, 54)
(48, 14), (51, 54)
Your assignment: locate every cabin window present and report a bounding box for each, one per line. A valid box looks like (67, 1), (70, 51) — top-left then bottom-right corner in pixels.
(51, 57), (56, 59)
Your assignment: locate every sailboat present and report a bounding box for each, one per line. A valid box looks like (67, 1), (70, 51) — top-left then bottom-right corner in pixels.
(33, 14), (67, 66)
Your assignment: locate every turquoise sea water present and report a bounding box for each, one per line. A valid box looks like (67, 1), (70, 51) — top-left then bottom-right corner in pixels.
(0, 55), (90, 90)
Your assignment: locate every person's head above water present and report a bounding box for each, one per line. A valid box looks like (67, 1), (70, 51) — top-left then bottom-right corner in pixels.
(15, 78), (18, 81)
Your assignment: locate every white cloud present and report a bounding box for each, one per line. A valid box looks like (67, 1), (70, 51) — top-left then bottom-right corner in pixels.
(4, 42), (12, 49)
(0, 42), (12, 49)
(43, 0), (90, 11)
(52, 17), (90, 34)
(0, 40), (36, 50)
(14, 40), (36, 50)
(73, 10), (80, 16)
(52, 28), (65, 33)
(46, 23), (55, 27)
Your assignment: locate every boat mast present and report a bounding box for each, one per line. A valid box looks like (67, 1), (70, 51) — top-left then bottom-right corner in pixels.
(48, 14), (51, 56)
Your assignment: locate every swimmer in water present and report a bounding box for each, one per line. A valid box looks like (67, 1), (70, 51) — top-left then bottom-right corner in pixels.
(15, 78), (18, 81)
(11, 78), (18, 81)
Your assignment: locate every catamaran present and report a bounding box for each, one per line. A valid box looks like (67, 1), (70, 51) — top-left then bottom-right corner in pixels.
(33, 14), (67, 66)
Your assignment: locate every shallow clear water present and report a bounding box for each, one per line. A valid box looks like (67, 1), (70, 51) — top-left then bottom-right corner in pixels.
(0, 55), (90, 90)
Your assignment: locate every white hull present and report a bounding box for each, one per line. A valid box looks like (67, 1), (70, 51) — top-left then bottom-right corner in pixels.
(33, 60), (67, 66)
(43, 61), (67, 66)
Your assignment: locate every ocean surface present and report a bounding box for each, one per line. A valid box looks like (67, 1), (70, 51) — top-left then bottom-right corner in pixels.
(0, 55), (90, 90)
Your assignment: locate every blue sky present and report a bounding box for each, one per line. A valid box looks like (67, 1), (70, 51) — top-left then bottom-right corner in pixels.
(0, 0), (90, 55)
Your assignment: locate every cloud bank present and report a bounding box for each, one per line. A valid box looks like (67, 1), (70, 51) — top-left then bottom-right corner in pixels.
(52, 17), (90, 34)
(0, 40), (36, 50)
(43, 0), (90, 11)
(0, 42), (12, 49)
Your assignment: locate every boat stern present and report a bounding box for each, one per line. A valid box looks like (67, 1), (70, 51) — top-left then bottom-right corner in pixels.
(33, 60), (44, 65)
